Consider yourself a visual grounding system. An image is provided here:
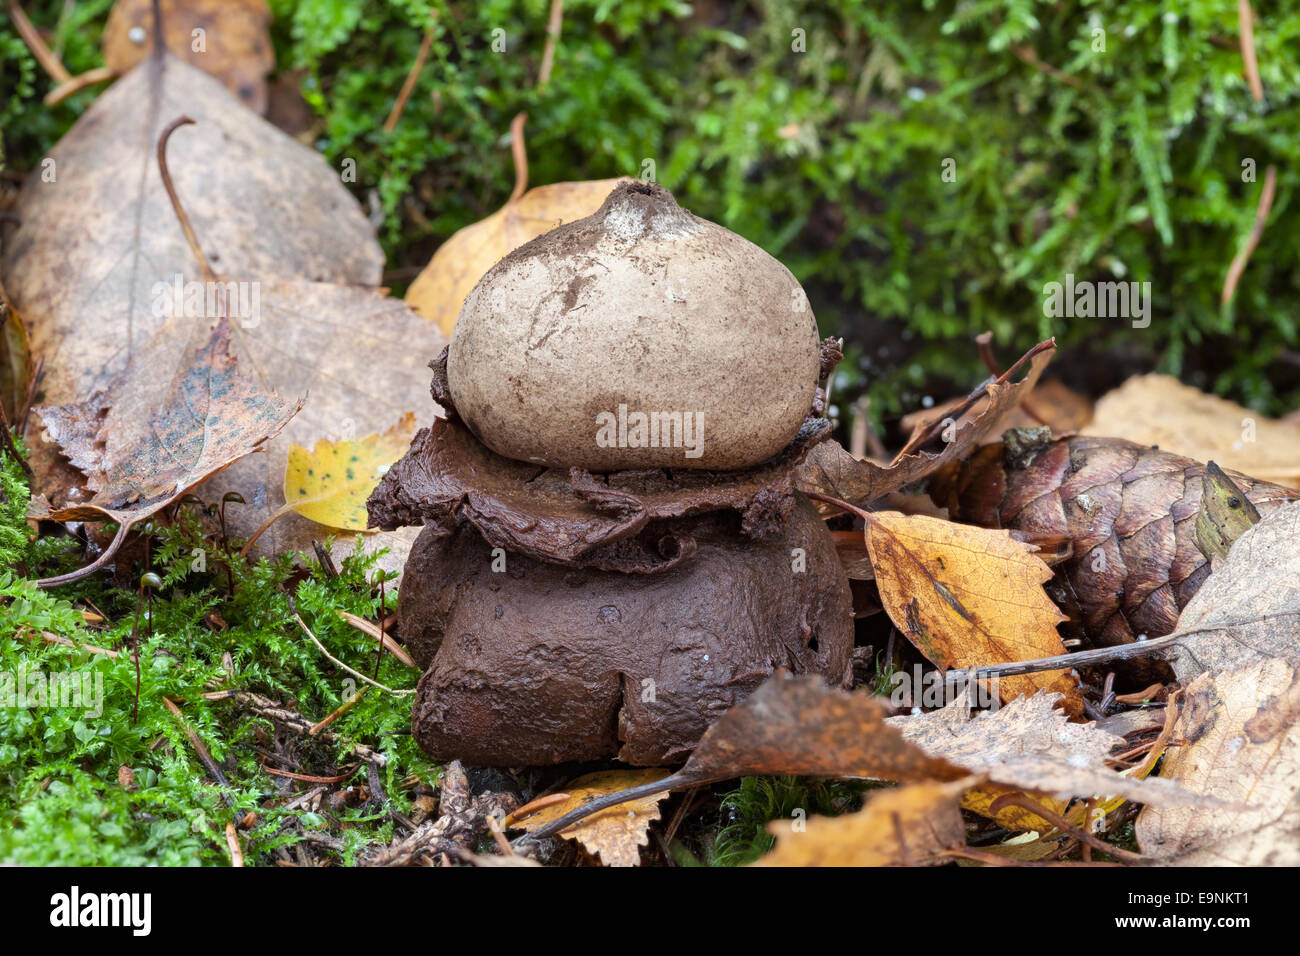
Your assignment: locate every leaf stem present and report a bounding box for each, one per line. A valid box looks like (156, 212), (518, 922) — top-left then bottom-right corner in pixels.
(156, 116), (217, 283)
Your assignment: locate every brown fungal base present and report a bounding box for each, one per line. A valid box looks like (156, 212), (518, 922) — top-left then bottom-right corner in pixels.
(402, 498), (854, 766)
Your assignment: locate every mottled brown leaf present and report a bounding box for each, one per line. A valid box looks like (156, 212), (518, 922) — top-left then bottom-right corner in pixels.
(1136, 659), (1300, 865)
(31, 318), (299, 563)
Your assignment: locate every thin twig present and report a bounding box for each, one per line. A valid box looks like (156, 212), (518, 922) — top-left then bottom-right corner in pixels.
(1222, 164), (1276, 304)
(6, 0), (71, 82)
(339, 610), (416, 668)
(1238, 0), (1264, 103)
(507, 111), (529, 203)
(987, 793), (1145, 864)
(309, 685), (367, 735)
(21, 626), (119, 657)
(536, 0), (565, 90)
(36, 520), (133, 588)
(43, 66), (116, 107)
(384, 11), (438, 132)
(224, 822), (244, 867)
(162, 697), (237, 807)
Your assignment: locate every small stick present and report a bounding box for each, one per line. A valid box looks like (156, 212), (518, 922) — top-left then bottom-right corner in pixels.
(974, 332), (1050, 427)
(1222, 164), (1276, 304)
(225, 822), (244, 867)
(163, 697), (237, 807)
(0, 399), (32, 479)
(338, 610), (415, 667)
(36, 520), (133, 588)
(6, 0), (71, 83)
(309, 685), (367, 735)
(505, 792), (571, 825)
(485, 814), (515, 857)
(536, 0), (565, 90)
(21, 626), (119, 657)
(1238, 0), (1264, 103)
(43, 66), (116, 107)
(264, 766), (355, 784)
(987, 793), (1145, 864)
(384, 11), (438, 132)
(507, 111), (529, 203)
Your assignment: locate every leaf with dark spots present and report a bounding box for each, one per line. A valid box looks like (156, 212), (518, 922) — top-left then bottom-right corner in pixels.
(30, 318), (300, 585)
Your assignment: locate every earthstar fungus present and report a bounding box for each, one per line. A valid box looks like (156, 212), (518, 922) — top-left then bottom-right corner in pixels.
(369, 182), (854, 765)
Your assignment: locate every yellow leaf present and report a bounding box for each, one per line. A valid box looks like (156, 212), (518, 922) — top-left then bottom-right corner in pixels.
(754, 779), (972, 867)
(284, 414), (417, 531)
(865, 511), (1082, 714)
(510, 768), (670, 867)
(405, 178), (627, 336)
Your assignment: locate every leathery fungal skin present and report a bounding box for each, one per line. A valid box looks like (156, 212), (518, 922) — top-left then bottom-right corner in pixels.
(401, 501), (853, 766)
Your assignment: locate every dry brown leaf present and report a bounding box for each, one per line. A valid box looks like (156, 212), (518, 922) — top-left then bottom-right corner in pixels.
(888, 692), (1221, 813)
(755, 779), (972, 867)
(1086, 374), (1300, 489)
(103, 0), (274, 113)
(30, 318), (300, 581)
(511, 769), (671, 867)
(865, 511), (1080, 711)
(1136, 659), (1300, 865)
(1169, 501), (1300, 682)
(405, 178), (627, 336)
(0, 52), (380, 414)
(797, 339), (1054, 509)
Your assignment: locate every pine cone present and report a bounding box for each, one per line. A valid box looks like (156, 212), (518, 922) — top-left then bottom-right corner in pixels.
(929, 431), (1300, 682)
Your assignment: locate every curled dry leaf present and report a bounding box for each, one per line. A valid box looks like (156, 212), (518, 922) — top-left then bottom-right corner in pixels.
(31, 318), (300, 582)
(1169, 501), (1300, 682)
(103, 0), (275, 113)
(406, 178), (627, 336)
(1136, 659), (1300, 865)
(511, 769), (671, 867)
(863, 510), (1080, 713)
(888, 692), (1223, 815)
(754, 778), (973, 867)
(1085, 374), (1300, 490)
(284, 413), (418, 532)
(796, 338), (1054, 509)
